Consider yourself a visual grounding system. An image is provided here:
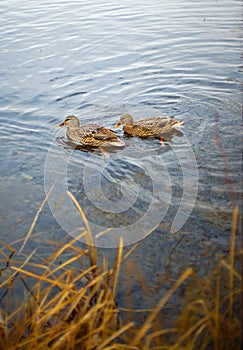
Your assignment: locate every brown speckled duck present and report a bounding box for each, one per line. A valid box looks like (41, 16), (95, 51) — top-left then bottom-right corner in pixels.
(57, 115), (125, 148)
(114, 113), (184, 142)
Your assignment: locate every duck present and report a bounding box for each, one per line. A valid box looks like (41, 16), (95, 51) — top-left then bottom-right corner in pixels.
(57, 115), (125, 148)
(114, 113), (184, 142)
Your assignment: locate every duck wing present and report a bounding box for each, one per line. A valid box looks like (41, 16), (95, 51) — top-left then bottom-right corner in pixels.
(67, 123), (103, 140)
(157, 117), (172, 127)
(131, 124), (158, 136)
(80, 124), (118, 140)
(135, 116), (171, 128)
(93, 127), (118, 140)
(80, 123), (103, 133)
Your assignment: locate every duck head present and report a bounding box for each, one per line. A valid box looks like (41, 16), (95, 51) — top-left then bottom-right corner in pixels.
(114, 113), (134, 128)
(57, 115), (80, 128)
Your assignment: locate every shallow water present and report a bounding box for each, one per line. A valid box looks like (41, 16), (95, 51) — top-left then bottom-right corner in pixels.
(0, 0), (242, 309)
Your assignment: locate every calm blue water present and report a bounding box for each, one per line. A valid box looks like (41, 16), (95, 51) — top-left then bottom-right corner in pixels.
(0, 0), (242, 293)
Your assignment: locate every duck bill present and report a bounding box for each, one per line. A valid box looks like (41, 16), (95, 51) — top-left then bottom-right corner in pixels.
(113, 122), (121, 128)
(56, 121), (67, 128)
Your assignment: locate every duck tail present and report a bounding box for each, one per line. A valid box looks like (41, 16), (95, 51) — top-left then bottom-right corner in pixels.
(108, 139), (126, 147)
(171, 120), (184, 126)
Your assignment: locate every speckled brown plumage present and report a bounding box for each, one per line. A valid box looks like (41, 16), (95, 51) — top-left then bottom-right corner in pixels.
(114, 113), (184, 140)
(57, 115), (125, 147)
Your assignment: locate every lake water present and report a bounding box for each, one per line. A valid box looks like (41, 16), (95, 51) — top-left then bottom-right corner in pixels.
(0, 0), (242, 309)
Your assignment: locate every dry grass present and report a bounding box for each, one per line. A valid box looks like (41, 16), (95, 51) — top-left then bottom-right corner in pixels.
(0, 196), (241, 350)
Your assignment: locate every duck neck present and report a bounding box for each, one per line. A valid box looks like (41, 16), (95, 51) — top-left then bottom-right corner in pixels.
(123, 124), (133, 133)
(69, 121), (80, 129)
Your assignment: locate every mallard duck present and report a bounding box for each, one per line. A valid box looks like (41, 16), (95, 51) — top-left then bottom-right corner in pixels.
(114, 113), (184, 141)
(57, 115), (125, 147)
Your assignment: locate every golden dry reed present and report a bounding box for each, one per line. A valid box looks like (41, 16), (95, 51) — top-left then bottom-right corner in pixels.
(0, 193), (241, 350)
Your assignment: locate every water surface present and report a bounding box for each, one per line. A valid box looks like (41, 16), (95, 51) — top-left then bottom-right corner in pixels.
(0, 0), (242, 309)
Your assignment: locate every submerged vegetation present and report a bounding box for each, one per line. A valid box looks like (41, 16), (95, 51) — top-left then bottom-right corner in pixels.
(0, 195), (242, 349)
